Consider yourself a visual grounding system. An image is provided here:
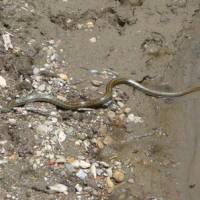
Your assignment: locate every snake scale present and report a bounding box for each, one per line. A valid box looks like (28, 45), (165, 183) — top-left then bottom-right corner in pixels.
(1, 77), (200, 113)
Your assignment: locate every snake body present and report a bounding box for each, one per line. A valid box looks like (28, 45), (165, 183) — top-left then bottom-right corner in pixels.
(1, 78), (200, 113)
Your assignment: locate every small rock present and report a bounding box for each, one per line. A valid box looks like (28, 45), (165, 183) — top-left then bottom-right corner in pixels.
(8, 118), (17, 125)
(103, 136), (113, 145)
(127, 113), (143, 123)
(55, 129), (66, 143)
(36, 124), (49, 135)
(55, 155), (66, 163)
(57, 95), (67, 102)
(91, 80), (103, 87)
(128, 178), (134, 184)
(96, 138), (104, 149)
(97, 168), (103, 176)
(75, 140), (82, 146)
(106, 168), (113, 177)
(75, 184), (83, 192)
(90, 164), (97, 179)
(98, 124), (107, 136)
(58, 73), (68, 81)
(117, 101), (124, 108)
(79, 160), (91, 169)
(89, 37), (97, 43)
(38, 84), (46, 92)
(124, 107), (131, 114)
(70, 160), (80, 168)
(107, 111), (116, 121)
(114, 161), (121, 167)
(113, 170), (125, 183)
(33, 67), (40, 75)
(76, 169), (87, 180)
(51, 117), (58, 123)
(86, 21), (94, 28)
(0, 160), (7, 165)
(119, 113), (126, 121)
(0, 76), (7, 88)
(83, 140), (90, 150)
(65, 127), (74, 135)
(77, 23), (84, 29)
(106, 177), (114, 193)
(99, 161), (109, 168)
(65, 163), (76, 173)
(48, 183), (68, 195)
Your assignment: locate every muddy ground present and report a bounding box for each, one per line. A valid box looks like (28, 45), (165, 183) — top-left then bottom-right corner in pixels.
(0, 0), (200, 199)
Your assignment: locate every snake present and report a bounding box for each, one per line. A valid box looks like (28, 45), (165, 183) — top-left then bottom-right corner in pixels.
(1, 77), (200, 113)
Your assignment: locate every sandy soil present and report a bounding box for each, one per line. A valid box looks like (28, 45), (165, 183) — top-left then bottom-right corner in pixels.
(0, 0), (200, 199)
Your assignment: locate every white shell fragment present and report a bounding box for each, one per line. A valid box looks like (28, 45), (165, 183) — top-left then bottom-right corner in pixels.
(0, 76), (7, 88)
(2, 33), (13, 50)
(48, 183), (68, 195)
(79, 160), (91, 169)
(89, 37), (97, 43)
(90, 164), (97, 179)
(127, 113), (143, 123)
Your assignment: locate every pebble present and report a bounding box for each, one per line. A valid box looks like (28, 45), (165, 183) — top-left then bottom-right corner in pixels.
(0, 76), (7, 88)
(55, 155), (66, 163)
(128, 178), (134, 184)
(76, 169), (87, 180)
(83, 140), (90, 150)
(8, 118), (17, 125)
(70, 160), (80, 168)
(113, 170), (125, 183)
(36, 124), (49, 135)
(98, 124), (107, 136)
(89, 37), (97, 43)
(96, 138), (104, 149)
(107, 111), (116, 121)
(65, 163), (76, 173)
(124, 107), (131, 114)
(91, 80), (103, 87)
(0, 160), (8, 165)
(38, 84), (46, 92)
(48, 184), (68, 195)
(75, 184), (83, 192)
(51, 117), (58, 123)
(33, 67), (40, 75)
(57, 95), (67, 102)
(117, 101), (124, 108)
(106, 168), (113, 177)
(103, 136), (113, 145)
(99, 161), (109, 168)
(90, 164), (97, 179)
(119, 113), (126, 121)
(79, 160), (91, 169)
(86, 21), (94, 28)
(127, 113), (143, 123)
(58, 73), (68, 81)
(96, 168), (103, 176)
(65, 127), (74, 135)
(106, 177), (114, 193)
(55, 129), (66, 143)
(75, 140), (82, 146)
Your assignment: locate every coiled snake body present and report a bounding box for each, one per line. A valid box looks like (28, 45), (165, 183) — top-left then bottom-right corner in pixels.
(1, 78), (200, 113)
